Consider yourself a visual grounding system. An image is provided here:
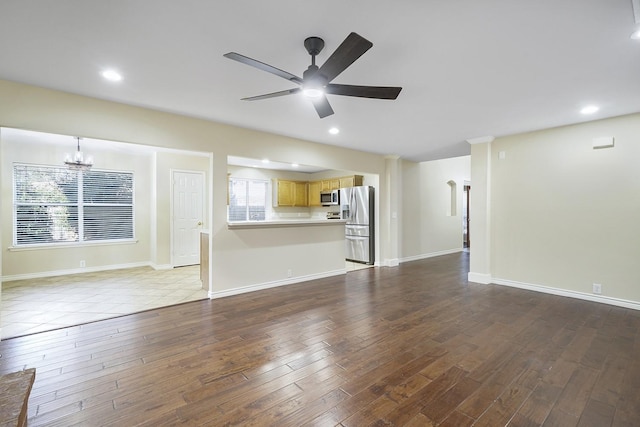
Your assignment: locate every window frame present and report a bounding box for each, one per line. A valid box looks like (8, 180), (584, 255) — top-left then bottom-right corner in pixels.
(12, 163), (136, 249)
(227, 176), (269, 222)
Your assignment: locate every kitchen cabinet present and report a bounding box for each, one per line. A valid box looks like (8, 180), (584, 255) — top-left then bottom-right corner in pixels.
(308, 181), (322, 206)
(274, 179), (294, 206)
(339, 175), (363, 188)
(319, 176), (361, 192)
(294, 181), (308, 206)
(321, 179), (340, 192)
(273, 179), (309, 207)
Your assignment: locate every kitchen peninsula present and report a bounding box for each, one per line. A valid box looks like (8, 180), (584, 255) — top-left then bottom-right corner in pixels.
(216, 216), (348, 298)
(227, 218), (346, 229)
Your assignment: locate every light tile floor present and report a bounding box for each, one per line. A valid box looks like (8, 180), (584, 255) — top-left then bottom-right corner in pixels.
(345, 261), (374, 272)
(1, 265), (208, 339)
(1, 262), (371, 340)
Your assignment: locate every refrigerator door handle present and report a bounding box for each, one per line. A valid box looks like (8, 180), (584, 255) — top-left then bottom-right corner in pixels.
(351, 190), (357, 221)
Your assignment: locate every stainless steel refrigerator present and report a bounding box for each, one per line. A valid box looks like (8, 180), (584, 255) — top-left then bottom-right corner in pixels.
(340, 186), (374, 264)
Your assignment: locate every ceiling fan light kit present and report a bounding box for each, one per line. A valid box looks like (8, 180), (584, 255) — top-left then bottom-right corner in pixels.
(224, 32), (402, 118)
(303, 87), (324, 98)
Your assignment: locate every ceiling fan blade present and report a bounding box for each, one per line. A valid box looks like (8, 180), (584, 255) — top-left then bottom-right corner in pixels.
(241, 88), (301, 101)
(311, 95), (334, 118)
(317, 33), (373, 83)
(224, 52), (303, 84)
(326, 84), (402, 99)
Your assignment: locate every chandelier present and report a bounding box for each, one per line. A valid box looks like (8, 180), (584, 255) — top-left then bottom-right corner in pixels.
(64, 137), (93, 170)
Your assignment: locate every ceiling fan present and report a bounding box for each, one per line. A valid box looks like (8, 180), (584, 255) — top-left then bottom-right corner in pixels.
(223, 32), (402, 118)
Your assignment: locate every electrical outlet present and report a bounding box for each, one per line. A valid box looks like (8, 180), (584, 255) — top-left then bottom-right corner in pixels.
(592, 283), (602, 295)
(80, 260), (86, 268)
(287, 269), (292, 278)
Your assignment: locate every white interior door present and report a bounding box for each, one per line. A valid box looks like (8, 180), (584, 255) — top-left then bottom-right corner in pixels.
(172, 171), (204, 267)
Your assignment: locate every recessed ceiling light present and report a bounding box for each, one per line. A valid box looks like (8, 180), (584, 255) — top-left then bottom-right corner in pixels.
(261, 159), (269, 164)
(580, 105), (599, 115)
(291, 163), (299, 168)
(631, 29), (640, 40)
(329, 127), (340, 135)
(101, 69), (123, 82)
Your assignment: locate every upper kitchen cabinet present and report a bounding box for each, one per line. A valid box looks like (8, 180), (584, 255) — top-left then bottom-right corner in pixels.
(321, 179), (340, 192)
(308, 181), (322, 206)
(318, 175), (362, 192)
(294, 181), (308, 206)
(273, 179), (309, 207)
(339, 175), (363, 188)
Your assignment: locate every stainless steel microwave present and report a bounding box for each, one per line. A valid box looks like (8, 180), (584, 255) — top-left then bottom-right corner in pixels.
(320, 190), (339, 206)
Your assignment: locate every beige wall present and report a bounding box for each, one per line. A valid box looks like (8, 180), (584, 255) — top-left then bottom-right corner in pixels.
(401, 156), (470, 261)
(0, 79), (393, 294)
(470, 113), (640, 307)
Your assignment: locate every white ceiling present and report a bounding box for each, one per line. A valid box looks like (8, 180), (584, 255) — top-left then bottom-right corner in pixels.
(1, 1), (639, 162)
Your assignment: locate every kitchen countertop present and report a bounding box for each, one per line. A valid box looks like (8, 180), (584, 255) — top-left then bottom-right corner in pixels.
(227, 219), (347, 229)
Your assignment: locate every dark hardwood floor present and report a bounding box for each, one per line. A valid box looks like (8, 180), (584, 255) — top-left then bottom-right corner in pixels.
(1, 252), (639, 426)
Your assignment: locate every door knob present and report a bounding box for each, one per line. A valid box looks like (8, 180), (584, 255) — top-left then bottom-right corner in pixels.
(197, 221), (202, 226)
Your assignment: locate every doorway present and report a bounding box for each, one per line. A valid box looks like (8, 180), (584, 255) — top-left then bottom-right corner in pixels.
(172, 170), (205, 267)
(463, 184), (471, 248)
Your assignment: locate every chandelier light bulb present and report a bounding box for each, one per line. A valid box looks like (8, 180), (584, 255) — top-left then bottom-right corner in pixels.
(64, 137), (94, 170)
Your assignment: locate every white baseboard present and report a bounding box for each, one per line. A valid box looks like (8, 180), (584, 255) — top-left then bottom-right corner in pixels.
(400, 248), (462, 264)
(468, 272), (492, 284)
(1, 261), (151, 282)
(485, 276), (640, 311)
(208, 269), (346, 300)
(383, 258), (400, 267)
(150, 263), (174, 271)
(493, 278), (640, 311)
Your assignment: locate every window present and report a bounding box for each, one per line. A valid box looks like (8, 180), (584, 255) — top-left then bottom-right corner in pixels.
(13, 164), (134, 246)
(228, 177), (268, 221)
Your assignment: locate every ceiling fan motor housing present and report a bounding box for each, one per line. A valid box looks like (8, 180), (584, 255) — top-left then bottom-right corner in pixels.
(303, 65), (327, 85)
(304, 37), (325, 56)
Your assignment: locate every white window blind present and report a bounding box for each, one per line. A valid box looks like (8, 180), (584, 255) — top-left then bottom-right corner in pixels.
(82, 170), (134, 241)
(228, 177), (267, 221)
(13, 164), (134, 246)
